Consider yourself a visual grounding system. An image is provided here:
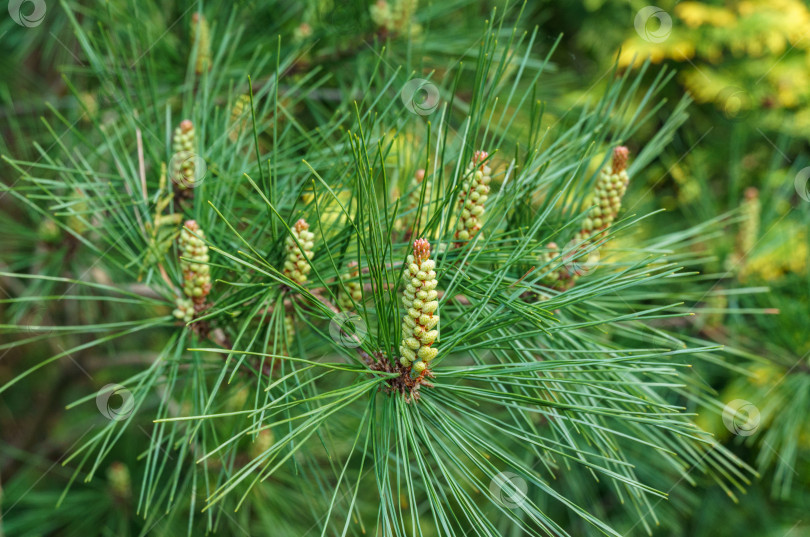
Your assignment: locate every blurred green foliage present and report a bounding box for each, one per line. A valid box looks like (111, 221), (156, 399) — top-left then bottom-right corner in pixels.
(1, 1), (808, 536)
(528, 0), (810, 530)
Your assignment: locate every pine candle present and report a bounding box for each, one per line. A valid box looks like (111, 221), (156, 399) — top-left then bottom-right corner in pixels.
(228, 95), (251, 142)
(738, 187), (760, 255)
(399, 239), (439, 377)
(283, 219), (315, 285)
(577, 146), (630, 242)
(173, 220), (211, 322)
(542, 147), (631, 291)
(455, 151), (491, 245)
(172, 120), (196, 191)
(191, 13), (211, 74)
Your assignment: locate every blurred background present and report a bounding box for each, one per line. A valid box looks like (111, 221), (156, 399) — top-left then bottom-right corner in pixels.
(1, 0), (808, 535)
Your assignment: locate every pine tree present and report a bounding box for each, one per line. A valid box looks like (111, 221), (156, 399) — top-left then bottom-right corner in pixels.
(0, 1), (767, 536)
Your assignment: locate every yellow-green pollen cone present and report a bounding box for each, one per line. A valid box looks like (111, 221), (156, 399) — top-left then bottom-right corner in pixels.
(284, 314), (295, 344)
(576, 146), (630, 242)
(541, 147), (631, 290)
(172, 119), (196, 190)
(174, 220), (211, 321)
(454, 150), (491, 245)
(106, 462), (132, 500)
(173, 297), (195, 323)
(191, 13), (211, 74)
(738, 187), (760, 255)
(370, 0), (421, 36)
(283, 219), (315, 285)
(228, 94), (251, 142)
(539, 241), (562, 287)
(399, 238), (439, 378)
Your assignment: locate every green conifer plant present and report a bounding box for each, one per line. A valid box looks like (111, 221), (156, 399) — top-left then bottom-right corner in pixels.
(454, 150), (491, 245)
(0, 2), (763, 536)
(542, 146), (631, 290)
(191, 12), (212, 74)
(173, 220), (211, 324)
(399, 238), (439, 378)
(282, 218), (315, 286)
(171, 119), (198, 197)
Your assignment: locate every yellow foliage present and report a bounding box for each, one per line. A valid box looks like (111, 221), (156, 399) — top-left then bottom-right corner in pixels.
(749, 364), (780, 387)
(620, 0), (810, 116)
(739, 225), (808, 281)
(675, 2), (736, 28)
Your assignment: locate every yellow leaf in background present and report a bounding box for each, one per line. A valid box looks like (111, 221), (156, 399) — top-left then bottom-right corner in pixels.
(675, 2), (736, 28)
(739, 221), (808, 282)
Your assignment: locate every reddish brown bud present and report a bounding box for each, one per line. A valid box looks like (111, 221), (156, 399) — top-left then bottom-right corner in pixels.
(293, 218), (309, 233)
(413, 238), (430, 265)
(612, 146), (629, 173)
(472, 150), (489, 168)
